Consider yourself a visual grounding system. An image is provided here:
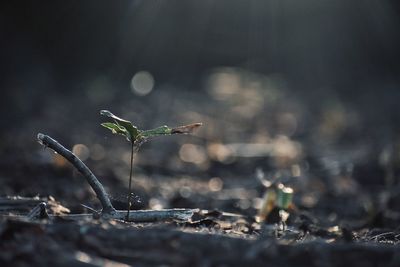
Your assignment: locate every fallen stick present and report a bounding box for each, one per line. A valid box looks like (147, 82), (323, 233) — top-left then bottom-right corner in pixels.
(27, 202), (49, 220)
(0, 196), (43, 211)
(111, 208), (196, 222)
(2, 208), (197, 223)
(36, 133), (195, 222)
(37, 133), (116, 214)
(54, 208), (196, 222)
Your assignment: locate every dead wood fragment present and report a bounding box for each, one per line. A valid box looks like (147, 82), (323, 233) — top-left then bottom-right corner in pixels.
(27, 202), (49, 220)
(0, 196), (70, 217)
(52, 209), (197, 222)
(0, 196), (43, 212)
(37, 133), (116, 215)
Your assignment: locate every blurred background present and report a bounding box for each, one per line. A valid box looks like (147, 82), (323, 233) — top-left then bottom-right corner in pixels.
(1, 0), (400, 225)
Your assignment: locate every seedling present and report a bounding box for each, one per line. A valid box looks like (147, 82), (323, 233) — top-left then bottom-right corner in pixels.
(100, 110), (202, 220)
(256, 169), (294, 224)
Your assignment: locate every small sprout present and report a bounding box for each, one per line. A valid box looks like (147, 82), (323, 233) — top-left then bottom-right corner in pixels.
(276, 184), (293, 210)
(100, 110), (202, 221)
(256, 169), (294, 223)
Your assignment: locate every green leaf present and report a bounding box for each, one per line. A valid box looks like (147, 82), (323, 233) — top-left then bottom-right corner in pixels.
(140, 122), (203, 139)
(100, 110), (202, 143)
(101, 122), (127, 136)
(100, 110), (139, 142)
(140, 125), (172, 138)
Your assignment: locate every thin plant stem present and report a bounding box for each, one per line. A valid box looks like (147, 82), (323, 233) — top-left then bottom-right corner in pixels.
(126, 142), (135, 221)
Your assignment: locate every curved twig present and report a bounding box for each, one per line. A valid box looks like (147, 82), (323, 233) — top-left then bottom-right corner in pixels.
(37, 133), (116, 214)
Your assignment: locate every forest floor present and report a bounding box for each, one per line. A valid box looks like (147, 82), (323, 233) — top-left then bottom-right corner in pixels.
(1, 72), (400, 266)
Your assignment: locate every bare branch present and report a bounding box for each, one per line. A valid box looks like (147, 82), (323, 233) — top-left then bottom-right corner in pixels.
(37, 133), (116, 215)
(54, 209), (197, 222)
(113, 208), (197, 222)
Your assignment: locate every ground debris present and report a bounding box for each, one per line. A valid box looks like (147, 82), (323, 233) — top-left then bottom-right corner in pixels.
(1, 217), (400, 267)
(0, 196), (70, 216)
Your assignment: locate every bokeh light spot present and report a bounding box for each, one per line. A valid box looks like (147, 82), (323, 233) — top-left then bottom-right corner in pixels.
(72, 144), (90, 161)
(207, 143), (234, 163)
(208, 177), (223, 192)
(130, 71), (154, 96)
(179, 186), (192, 198)
(149, 198), (163, 210)
(90, 144), (106, 161)
(179, 144), (207, 165)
